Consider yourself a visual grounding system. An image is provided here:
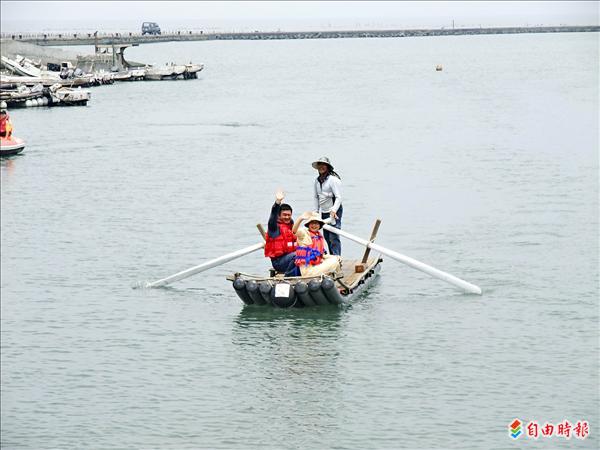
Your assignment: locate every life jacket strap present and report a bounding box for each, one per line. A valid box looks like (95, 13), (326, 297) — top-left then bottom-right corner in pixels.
(296, 246), (322, 266)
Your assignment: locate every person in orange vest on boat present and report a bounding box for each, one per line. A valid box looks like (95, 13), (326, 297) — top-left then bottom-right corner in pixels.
(0, 109), (13, 138)
(292, 211), (341, 277)
(264, 190), (300, 277)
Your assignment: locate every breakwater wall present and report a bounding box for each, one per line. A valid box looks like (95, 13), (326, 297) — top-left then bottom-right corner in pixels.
(3, 25), (598, 47)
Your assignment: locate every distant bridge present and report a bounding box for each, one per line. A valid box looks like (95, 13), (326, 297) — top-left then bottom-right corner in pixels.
(2, 25), (598, 47)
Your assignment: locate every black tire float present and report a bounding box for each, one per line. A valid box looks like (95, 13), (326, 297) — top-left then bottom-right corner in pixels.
(294, 281), (315, 307)
(322, 276), (344, 304)
(259, 281), (272, 304)
(233, 277), (253, 304)
(307, 279), (330, 305)
(270, 281), (296, 308)
(246, 280), (265, 305)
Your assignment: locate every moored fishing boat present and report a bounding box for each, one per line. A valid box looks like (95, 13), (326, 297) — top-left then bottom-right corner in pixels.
(144, 64), (186, 80)
(180, 63), (204, 79)
(0, 136), (26, 157)
(1, 55), (44, 77)
(48, 84), (91, 106)
(111, 68), (146, 81)
(129, 68), (146, 81)
(0, 83), (45, 106)
(111, 70), (132, 81)
(0, 74), (95, 88)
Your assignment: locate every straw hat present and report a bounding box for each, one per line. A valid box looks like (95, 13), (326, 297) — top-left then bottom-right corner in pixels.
(304, 212), (326, 229)
(312, 156), (334, 171)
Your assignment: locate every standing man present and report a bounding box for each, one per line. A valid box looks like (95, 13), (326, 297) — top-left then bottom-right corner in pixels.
(312, 157), (343, 256)
(264, 190), (300, 276)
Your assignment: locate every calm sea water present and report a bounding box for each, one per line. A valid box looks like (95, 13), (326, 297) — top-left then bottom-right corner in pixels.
(1, 32), (598, 449)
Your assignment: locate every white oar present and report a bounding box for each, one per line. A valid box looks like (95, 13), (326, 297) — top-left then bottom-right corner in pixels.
(323, 225), (482, 295)
(145, 242), (265, 288)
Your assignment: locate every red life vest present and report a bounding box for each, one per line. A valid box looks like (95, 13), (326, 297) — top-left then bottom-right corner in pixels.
(0, 116), (10, 137)
(295, 232), (324, 267)
(264, 221), (297, 258)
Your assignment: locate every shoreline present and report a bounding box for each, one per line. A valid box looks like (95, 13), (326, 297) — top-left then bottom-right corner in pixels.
(2, 25), (598, 47)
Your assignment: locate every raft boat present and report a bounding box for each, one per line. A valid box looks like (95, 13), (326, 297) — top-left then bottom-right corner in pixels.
(0, 136), (26, 157)
(143, 219), (483, 300)
(228, 256), (382, 308)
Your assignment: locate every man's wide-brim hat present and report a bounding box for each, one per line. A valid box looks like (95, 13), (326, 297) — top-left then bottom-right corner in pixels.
(312, 156), (334, 171)
(304, 212), (326, 228)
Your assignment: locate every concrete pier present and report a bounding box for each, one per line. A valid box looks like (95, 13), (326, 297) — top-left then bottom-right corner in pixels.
(3, 25), (598, 47)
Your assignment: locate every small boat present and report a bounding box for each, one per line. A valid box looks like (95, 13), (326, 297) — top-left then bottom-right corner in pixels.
(144, 64), (186, 80)
(228, 256), (382, 308)
(48, 84), (91, 106)
(142, 219), (482, 299)
(0, 74), (94, 88)
(111, 70), (132, 81)
(180, 63), (204, 79)
(1, 55), (43, 77)
(0, 136), (26, 157)
(110, 68), (146, 82)
(129, 68), (146, 81)
(0, 83), (45, 107)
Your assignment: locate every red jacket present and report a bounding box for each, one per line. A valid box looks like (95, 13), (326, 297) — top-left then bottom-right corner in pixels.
(264, 221), (296, 258)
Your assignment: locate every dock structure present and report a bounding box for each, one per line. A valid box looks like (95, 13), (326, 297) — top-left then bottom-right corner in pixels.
(3, 25), (599, 47)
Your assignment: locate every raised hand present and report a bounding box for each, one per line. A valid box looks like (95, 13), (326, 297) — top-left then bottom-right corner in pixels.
(300, 211), (312, 221)
(275, 189), (285, 204)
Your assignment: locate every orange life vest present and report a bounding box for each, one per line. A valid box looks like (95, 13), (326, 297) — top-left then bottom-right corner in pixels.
(0, 116), (12, 137)
(295, 232), (324, 267)
(264, 221), (297, 258)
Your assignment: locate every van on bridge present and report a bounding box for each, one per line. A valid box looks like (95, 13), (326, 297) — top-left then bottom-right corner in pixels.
(141, 22), (161, 35)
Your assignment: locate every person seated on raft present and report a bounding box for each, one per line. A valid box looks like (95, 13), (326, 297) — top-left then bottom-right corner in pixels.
(264, 190), (301, 277)
(0, 109), (13, 138)
(292, 211), (341, 277)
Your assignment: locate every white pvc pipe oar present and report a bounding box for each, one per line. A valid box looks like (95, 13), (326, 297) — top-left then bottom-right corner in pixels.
(323, 225), (482, 295)
(145, 242), (265, 288)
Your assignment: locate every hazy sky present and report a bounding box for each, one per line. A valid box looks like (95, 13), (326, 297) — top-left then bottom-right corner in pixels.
(1, 1), (598, 32)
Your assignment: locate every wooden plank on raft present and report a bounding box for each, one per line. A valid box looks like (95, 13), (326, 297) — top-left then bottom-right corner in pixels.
(340, 257), (379, 289)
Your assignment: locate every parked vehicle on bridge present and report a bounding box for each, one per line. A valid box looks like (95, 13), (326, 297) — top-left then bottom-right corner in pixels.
(141, 22), (161, 35)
